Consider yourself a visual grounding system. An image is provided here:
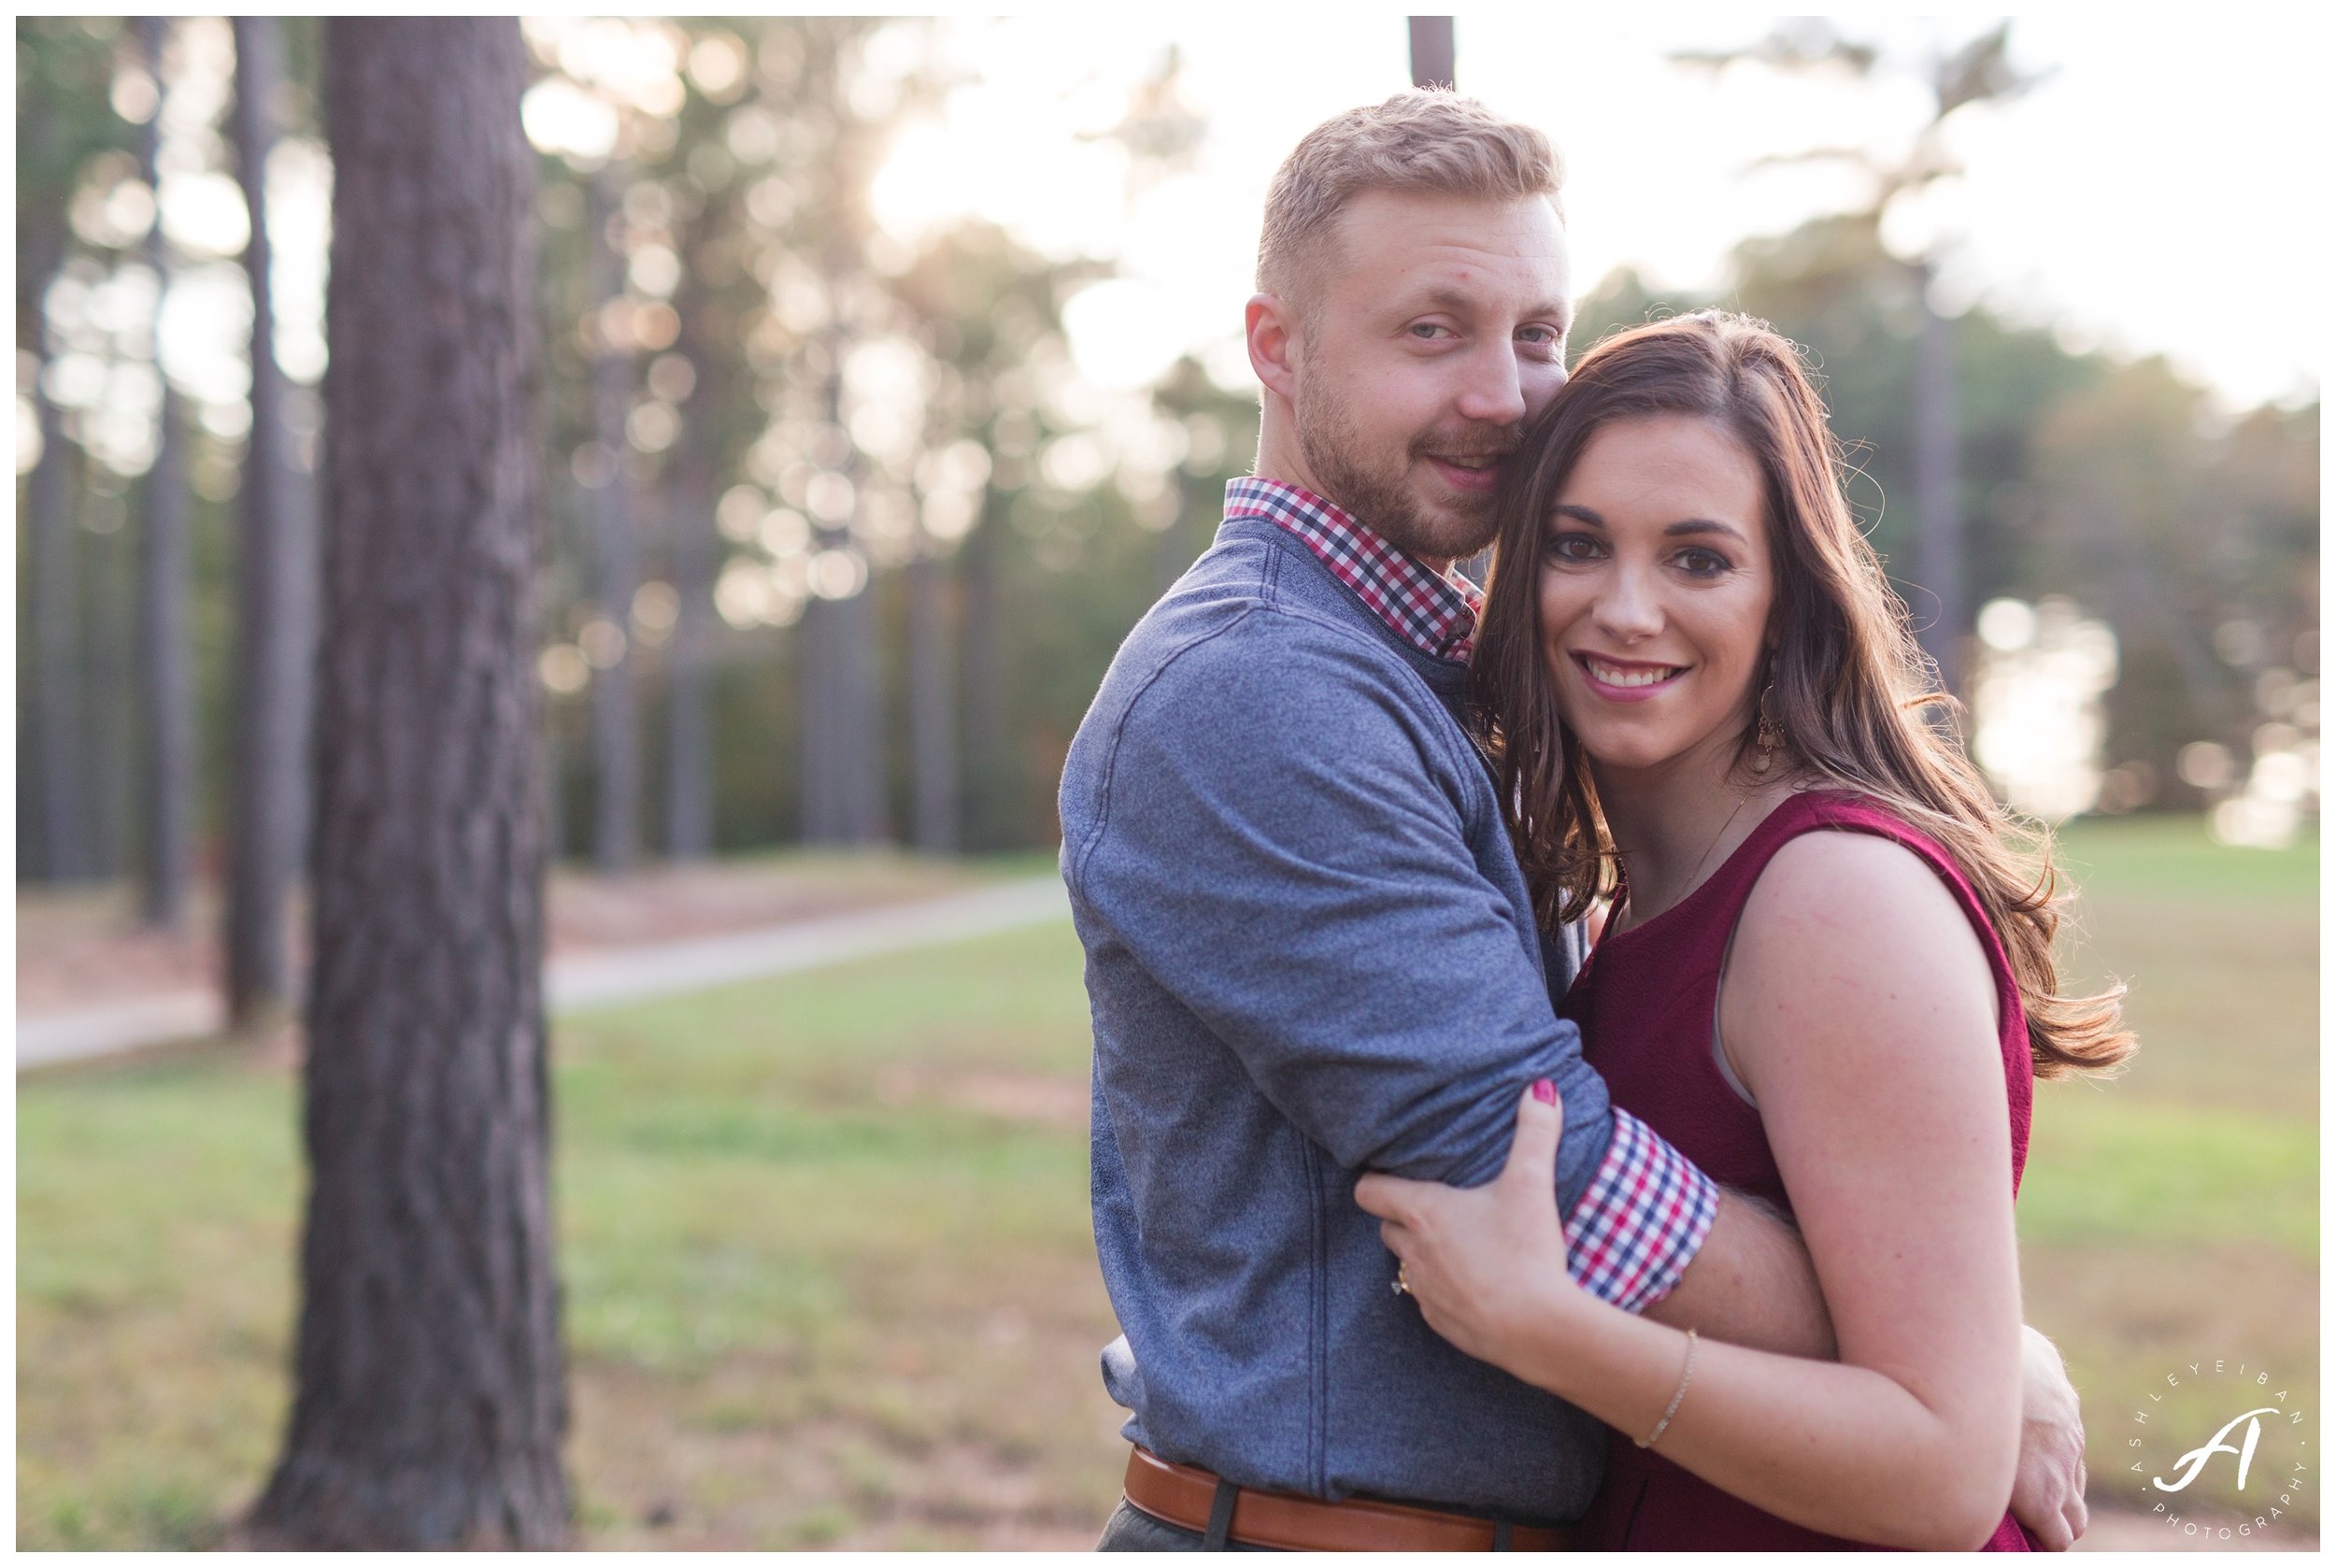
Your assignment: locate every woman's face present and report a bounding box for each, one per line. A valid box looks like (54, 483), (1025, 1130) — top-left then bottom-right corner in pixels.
(1535, 413), (1775, 782)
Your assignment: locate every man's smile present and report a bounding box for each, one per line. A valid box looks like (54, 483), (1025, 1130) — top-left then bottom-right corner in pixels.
(1423, 451), (1510, 492)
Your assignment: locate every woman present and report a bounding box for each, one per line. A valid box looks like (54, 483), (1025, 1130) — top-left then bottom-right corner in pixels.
(1356, 311), (2133, 1550)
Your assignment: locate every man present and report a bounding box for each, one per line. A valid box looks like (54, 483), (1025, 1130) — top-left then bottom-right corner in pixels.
(1058, 92), (2087, 1551)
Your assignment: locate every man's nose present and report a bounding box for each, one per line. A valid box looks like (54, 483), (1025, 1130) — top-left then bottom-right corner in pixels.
(1453, 339), (1528, 426)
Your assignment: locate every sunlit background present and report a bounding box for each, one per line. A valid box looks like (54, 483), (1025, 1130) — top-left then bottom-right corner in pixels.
(14, 15), (2321, 1552)
(20, 15), (2320, 870)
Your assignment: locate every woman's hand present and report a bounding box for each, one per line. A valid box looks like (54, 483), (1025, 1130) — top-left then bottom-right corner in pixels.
(1354, 1080), (1591, 1376)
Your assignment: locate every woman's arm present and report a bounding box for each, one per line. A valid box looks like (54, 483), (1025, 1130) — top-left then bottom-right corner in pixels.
(1360, 831), (2025, 1549)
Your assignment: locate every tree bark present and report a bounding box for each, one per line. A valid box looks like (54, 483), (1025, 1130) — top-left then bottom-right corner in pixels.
(586, 169), (640, 873)
(135, 14), (195, 926)
(245, 19), (569, 1549)
(225, 13), (314, 1026)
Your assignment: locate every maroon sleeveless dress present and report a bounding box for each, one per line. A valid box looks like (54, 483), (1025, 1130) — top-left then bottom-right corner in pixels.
(1569, 791), (2038, 1551)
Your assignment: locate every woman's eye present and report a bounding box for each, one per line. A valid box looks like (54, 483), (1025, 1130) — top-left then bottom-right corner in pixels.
(1545, 532), (1602, 562)
(1675, 548), (1731, 577)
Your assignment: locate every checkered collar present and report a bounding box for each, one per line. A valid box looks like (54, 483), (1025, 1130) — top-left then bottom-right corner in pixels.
(1223, 477), (1482, 662)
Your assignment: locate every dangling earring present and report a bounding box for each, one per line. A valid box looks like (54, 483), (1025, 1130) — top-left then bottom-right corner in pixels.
(1752, 686), (1782, 775)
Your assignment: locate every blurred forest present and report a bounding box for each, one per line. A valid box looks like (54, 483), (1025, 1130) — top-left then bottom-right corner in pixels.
(16, 16), (2320, 901)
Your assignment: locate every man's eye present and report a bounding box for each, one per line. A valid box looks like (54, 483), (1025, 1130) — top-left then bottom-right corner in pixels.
(1409, 322), (1453, 339)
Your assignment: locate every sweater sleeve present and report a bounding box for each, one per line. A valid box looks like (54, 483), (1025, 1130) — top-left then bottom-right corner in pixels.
(1068, 618), (1619, 1206)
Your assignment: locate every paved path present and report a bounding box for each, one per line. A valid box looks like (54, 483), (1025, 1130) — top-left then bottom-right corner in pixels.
(16, 876), (1072, 1073)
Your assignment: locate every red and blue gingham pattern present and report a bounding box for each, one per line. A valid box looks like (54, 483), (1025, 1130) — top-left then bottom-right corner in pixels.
(1565, 1106), (1719, 1313)
(1224, 476), (1482, 662)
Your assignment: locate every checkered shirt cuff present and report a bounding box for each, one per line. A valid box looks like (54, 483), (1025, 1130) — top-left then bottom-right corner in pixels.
(1563, 1108), (1718, 1314)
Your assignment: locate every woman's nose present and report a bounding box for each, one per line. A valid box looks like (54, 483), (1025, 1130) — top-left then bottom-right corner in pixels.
(1593, 566), (1664, 641)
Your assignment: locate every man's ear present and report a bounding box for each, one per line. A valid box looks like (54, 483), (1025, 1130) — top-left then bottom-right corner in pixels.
(1246, 292), (1301, 402)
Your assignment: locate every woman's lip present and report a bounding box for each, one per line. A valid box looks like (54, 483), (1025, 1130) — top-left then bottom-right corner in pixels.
(1425, 455), (1502, 492)
(1572, 651), (1687, 703)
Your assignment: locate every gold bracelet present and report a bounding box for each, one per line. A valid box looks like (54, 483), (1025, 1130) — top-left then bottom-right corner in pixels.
(1636, 1326), (1697, 1449)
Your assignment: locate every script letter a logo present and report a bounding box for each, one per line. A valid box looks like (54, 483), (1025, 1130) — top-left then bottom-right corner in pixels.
(2153, 1407), (2281, 1493)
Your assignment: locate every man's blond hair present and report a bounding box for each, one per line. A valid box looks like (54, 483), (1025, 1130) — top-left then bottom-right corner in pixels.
(1257, 90), (1563, 301)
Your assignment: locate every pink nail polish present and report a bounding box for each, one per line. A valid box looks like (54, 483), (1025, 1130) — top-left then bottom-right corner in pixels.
(1532, 1079), (1556, 1105)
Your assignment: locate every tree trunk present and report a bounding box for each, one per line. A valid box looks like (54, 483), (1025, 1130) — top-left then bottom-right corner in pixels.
(1408, 16), (1456, 88)
(906, 549), (958, 853)
(800, 362), (838, 846)
(542, 705), (569, 867)
(800, 581), (834, 843)
(799, 355), (883, 846)
(663, 449), (717, 859)
(841, 575), (882, 843)
(24, 230), (89, 883)
(586, 169), (640, 874)
(1912, 261), (1964, 698)
(960, 487), (1014, 849)
(19, 93), (91, 886)
(245, 19), (569, 1549)
(88, 479), (137, 880)
(799, 585), (883, 845)
(662, 221), (719, 861)
(225, 13), (313, 1027)
(135, 14), (195, 926)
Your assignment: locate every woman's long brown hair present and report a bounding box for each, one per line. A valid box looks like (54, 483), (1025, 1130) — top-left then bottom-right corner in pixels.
(1470, 310), (2133, 1080)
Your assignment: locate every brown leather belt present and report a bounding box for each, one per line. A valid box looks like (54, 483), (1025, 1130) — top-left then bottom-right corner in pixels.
(1121, 1445), (1576, 1551)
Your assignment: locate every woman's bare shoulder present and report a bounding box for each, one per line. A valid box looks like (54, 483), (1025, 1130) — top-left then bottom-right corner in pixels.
(1743, 824), (1978, 948)
(1724, 825), (1996, 1072)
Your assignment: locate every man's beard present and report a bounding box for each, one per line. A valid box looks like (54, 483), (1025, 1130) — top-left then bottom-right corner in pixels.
(1292, 376), (1509, 565)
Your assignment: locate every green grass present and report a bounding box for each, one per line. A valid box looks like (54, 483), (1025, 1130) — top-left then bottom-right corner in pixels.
(2049, 813), (2318, 904)
(19, 921), (1120, 1549)
(15, 819), (2319, 1547)
(2018, 816), (2317, 1535)
(2020, 1095), (2317, 1258)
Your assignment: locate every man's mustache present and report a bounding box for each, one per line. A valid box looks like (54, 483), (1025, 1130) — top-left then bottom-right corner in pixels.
(1411, 436), (1521, 462)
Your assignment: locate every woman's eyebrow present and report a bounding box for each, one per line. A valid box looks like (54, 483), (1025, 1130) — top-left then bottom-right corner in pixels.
(1550, 503), (1604, 526)
(1665, 519), (1749, 543)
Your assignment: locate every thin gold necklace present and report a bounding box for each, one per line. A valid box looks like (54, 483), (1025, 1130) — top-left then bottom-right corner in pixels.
(1678, 791), (1753, 899)
(1618, 791), (1751, 926)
